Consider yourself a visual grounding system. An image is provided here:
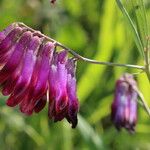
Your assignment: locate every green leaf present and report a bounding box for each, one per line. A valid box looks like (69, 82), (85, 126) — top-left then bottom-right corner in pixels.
(88, 95), (112, 124)
(78, 115), (104, 149)
(78, 0), (116, 104)
(116, 0), (146, 58)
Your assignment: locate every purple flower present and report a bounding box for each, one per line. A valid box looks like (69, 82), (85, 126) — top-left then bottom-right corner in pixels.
(0, 31), (32, 84)
(111, 73), (138, 133)
(48, 51), (79, 128)
(0, 24), (79, 128)
(66, 59), (79, 128)
(48, 50), (69, 121)
(0, 23), (17, 42)
(20, 42), (55, 114)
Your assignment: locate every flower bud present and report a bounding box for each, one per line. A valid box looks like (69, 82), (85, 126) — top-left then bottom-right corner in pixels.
(111, 73), (138, 133)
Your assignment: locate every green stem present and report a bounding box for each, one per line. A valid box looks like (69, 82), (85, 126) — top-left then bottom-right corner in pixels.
(136, 89), (150, 117)
(144, 37), (150, 82)
(16, 22), (145, 71)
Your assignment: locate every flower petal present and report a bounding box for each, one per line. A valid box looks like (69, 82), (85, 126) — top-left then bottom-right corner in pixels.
(48, 50), (68, 120)
(0, 31), (32, 84)
(0, 23), (16, 43)
(0, 27), (23, 56)
(34, 95), (47, 113)
(66, 59), (79, 128)
(24, 42), (55, 113)
(111, 74), (138, 132)
(12, 36), (41, 95)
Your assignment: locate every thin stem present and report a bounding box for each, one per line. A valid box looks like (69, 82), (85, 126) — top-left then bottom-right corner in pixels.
(144, 37), (150, 82)
(135, 88), (150, 117)
(16, 22), (145, 71)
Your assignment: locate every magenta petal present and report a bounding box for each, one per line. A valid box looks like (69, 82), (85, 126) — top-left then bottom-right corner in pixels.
(49, 51), (68, 110)
(13, 42), (54, 114)
(34, 95), (47, 113)
(0, 27), (23, 66)
(55, 62), (68, 112)
(0, 31), (32, 84)
(2, 71), (19, 96)
(48, 98), (56, 119)
(57, 50), (68, 64)
(2, 54), (23, 96)
(67, 74), (79, 128)
(0, 27), (23, 55)
(19, 93), (31, 114)
(54, 107), (68, 122)
(0, 32), (5, 43)
(129, 91), (137, 127)
(66, 59), (79, 128)
(0, 23), (16, 43)
(26, 42), (55, 112)
(111, 74), (138, 132)
(11, 58), (41, 112)
(48, 50), (68, 121)
(13, 36), (41, 95)
(13, 51), (36, 95)
(2, 23), (16, 36)
(6, 95), (16, 107)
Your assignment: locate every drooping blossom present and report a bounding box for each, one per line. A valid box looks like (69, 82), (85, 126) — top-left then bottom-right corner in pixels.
(66, 58), (79, 128)
(19, 42), (55, 115)
(48, 50), (69, 121)
(0, 23), (79, 128)
(111, 73), (138, 133)
(48, 50), (79, 128)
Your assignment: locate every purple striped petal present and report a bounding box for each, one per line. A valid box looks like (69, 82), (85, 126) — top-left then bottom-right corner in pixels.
(11, 42), (54, 114)
(25, 42), (55, 113)
(66, 59), (79, 128)
(48, 50), (68, 120)
(0, 28), (23, 66)
(111, 74), (138, 132)
(12, 57), (42, 110)
(129, 91), (137, 129)
(2, 67), (21, 96)
(12, 36), (41, 95)
(0, 32), (5, 43)
(0, 27), (23, 55)
(0, 31), (32, 84)
(0, 23), (16, 43)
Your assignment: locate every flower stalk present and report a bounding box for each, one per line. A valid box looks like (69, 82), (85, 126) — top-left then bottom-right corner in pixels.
(16, 22), (145, 71)
(136, 89), (150, 117)
(144, 37), (150, 82)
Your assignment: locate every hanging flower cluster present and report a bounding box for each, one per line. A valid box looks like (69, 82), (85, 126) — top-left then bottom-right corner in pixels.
(111, 74), (138, 133)
(0, 23), (143, 132)
(0, 23), (79, 128)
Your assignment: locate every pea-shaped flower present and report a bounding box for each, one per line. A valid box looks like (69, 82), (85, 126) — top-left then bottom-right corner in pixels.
(0, 23), (80, 128)
(111, 74), (138, 133)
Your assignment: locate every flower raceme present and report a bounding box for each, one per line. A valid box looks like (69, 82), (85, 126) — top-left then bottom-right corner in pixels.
(0, 23), (79, 128)
(0, 23), (141, 132)
(111, 74), (138, 133)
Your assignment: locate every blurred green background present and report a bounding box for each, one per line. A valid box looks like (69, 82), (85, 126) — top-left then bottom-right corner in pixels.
(0, 0), (150, 149)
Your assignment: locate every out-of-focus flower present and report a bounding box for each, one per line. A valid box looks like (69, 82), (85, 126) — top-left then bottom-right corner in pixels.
(0, 23), (79, 128)
(111, 73), (138, 133)
(50, 0), (56, 4)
